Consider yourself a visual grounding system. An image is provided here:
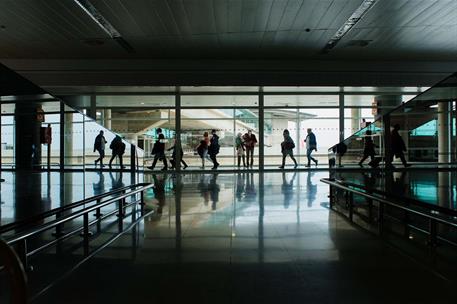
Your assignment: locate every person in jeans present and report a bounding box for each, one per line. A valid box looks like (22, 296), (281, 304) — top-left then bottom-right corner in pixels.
(279, 129), (297, 169)
(196, 138), (209, 169)
(304, 128), (318, 167)
(148, 133), (168, 171)
(243, 130), (257, 167)
(93, 130), (107, 168)
(208, 129), (220, 170)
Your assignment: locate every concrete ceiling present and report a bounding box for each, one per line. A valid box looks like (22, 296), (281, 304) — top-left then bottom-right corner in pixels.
(0, 0), (456, 87)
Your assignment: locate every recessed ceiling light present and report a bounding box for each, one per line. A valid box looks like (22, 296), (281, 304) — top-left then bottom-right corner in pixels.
(140, 102), (145, 105)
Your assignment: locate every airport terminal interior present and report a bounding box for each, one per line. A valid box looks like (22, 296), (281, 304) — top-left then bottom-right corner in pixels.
(1, 1), (457, 303)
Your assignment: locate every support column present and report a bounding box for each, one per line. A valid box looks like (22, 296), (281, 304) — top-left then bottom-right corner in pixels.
(376, 95), (402, 168)
(351, 108), (361, 135)
(383, 114), (392, 168)
(15, 103), (41, 170)
(438, 101), (451, 165)
(88, 95), (96, 120)
(103, 109), (111, 130)
(175, 88), (182, 172)
(64, 113), (73, 166)
(258, 88), (265, 170)
(60, 101), (65, 170)
(339, 93), (344, 142)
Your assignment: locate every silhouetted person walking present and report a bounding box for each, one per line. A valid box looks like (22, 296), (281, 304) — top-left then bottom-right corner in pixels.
(279, 129), (297, 169)
(148, 133), (168, 171)
(304, 128), (318, 167)
(235, 132), (246, 168)
(209, 129), (220, 170)
(108, 135), (126, 169)
(93, 130), (107, 168)
(243, 130), (257, 167)
(390, 124), (410, 168)
(196, 137), (209, 169)
(359, 130), (377, 167)
(168, 138), (188, 169)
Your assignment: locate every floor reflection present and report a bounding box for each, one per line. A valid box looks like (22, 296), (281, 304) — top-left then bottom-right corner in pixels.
(333, 169), (457, 211)
(28, 170), (456, 304)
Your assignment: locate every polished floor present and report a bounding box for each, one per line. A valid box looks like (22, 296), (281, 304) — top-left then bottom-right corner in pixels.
(0, 171), (449, 303)
(332, 169), (457, 211)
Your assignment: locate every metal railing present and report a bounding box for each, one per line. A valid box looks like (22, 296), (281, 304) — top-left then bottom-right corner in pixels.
(0, 238), (28, 304)
(0, 184), (150, 235)
(2, 183), (154, 270)
(321, 178), (457, 246)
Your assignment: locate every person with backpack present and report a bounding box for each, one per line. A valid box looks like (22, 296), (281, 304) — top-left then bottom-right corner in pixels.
(279, 129), (297, 169)
(208, 129), (220, 170)
(93, 130), (107, 168)
(304, 128), (318, 167)
(108, 135), (126, 169)
(147, 133), (168, 171)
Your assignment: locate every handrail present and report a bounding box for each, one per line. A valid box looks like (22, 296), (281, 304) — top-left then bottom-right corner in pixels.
(6, 184), (152, 245)
(4, 183), (154, 269)
(0, 238), (28, 304)
(0, 183), (150, 234)
(321, 178), (457, 228)
(332, 179), (457, 217)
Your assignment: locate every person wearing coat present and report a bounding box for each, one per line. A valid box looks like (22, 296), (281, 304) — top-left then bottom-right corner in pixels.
(108, 135), (126, 169)
(304, 128), (318, 167)
(93, 130), (107, 168)
(147, 133), (168, 171)
(208, 129), (220, 170)
(359, 130), (377, 166)
(279, 129), (298, 169)
(390, 124), (410, 168)
(243, 130), (257, 167)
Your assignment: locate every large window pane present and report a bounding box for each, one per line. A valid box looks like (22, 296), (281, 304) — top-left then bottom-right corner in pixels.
(182, 96), (258, 107)
(264, 95), (339, 107)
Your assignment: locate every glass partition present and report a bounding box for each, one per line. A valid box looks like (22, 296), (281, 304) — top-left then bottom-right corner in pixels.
(330, 73), (457, 168)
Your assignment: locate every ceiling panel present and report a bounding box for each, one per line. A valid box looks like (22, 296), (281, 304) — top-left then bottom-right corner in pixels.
(0, 0), (455, 61)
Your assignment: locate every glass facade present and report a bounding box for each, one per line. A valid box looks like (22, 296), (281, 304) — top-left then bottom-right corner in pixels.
(329, 74), (457, 168)
(2, 82), (442, 170)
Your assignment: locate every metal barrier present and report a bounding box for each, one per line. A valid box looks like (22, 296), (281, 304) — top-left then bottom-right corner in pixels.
(0, 184), (152, 235)
(321, 178), (457, 246)
(2, 183), (154, 270)
(0, 238), (28, 304)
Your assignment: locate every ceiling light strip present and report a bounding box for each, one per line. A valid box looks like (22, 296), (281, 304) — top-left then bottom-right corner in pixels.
(72, 0), (121, 38)
(321, 0), (378, 53)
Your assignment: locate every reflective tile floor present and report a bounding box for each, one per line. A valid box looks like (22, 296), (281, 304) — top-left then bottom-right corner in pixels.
(11, 171), (452, 304)
(332, 169), (457, 211)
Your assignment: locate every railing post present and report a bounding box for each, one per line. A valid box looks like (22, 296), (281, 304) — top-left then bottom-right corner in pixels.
(81, 213), (92, 256)
(428, 219), (438, 247)
(329, 185), (334, 209)
(93, 198), (103, 218)
(348, 192), (354, 222)
(378, 202), (384, 235)
(117, 190), (126, 217)
(139, 190), (145, 215)
(16, 239), (29, 271)
(52, 210), (65, 237)
(367, 198), (373, 223)
(130, 144), (136, 173)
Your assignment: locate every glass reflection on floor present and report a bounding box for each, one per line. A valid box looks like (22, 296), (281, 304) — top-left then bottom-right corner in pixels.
(331, 170), (457, 211)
